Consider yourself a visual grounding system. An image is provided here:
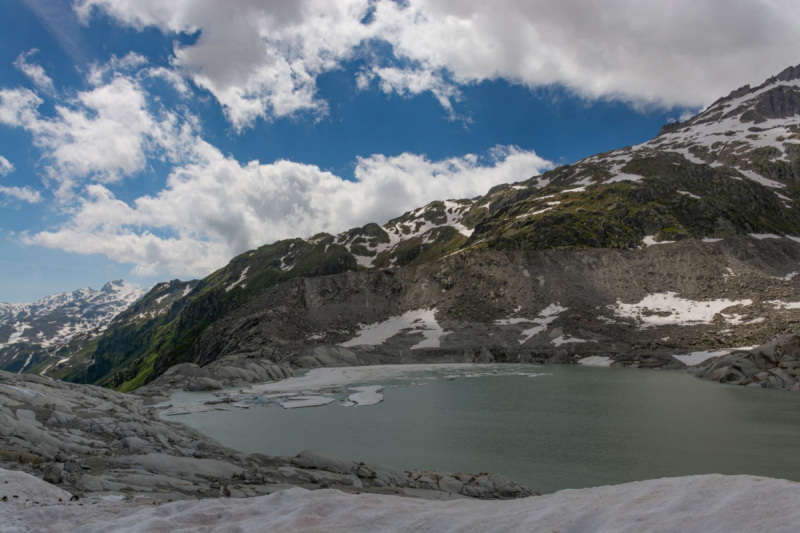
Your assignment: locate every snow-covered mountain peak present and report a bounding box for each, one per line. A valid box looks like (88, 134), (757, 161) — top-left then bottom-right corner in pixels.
(0, 281), (145, 373)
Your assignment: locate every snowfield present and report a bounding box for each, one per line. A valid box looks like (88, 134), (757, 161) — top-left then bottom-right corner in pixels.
(609, 292), (752, 328)
(340, 308), (448, 349)
(2, 472), (799, 533)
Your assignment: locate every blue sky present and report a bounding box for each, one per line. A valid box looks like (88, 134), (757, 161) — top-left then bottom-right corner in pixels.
(1, 0), (799, 303)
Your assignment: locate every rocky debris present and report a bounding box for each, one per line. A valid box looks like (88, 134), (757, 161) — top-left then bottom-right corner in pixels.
(0, 371), (533, 501)
(692, 330), (800, 390)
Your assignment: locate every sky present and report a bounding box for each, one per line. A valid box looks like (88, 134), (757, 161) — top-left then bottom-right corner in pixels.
(1, 0), (800, 303)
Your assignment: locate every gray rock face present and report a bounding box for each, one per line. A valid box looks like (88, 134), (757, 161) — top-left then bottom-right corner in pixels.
(692, 330), (800, 390)
(134, 237), (800, 391)
(0, 371), (532, 501)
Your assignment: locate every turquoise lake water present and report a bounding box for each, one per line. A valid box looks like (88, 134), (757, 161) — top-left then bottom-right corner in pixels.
(168, 365), (800, 494)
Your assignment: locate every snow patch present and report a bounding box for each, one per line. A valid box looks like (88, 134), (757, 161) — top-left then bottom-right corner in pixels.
(677, 190), (701, 199)
(609, 292), (752, 328)
(0, 468), (72, 502)
(492, 303), (568, 345)
(768, 300), (800, 310)
(673, 350), (732, 366)
(642, 235), (674, 246)
(551, 335), (588, 346)
(340, 309), (448, 350)
(225, 266), (250, 292)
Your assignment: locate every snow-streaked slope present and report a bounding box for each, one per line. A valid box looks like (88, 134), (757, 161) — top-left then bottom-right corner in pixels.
(0, 280), (144, 370)
(576, 65), (800, 191)
(335, 199), (476, 268)
(3, 475), (798, 533)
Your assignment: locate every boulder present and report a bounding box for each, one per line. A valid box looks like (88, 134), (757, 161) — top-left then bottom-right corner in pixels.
(42, 462), (64, 484)
(292, 451), (356, 474)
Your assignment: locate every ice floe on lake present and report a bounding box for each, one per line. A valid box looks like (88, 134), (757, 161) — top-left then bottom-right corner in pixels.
(160, 365), (549, 416)
(344, 385), (384, 407)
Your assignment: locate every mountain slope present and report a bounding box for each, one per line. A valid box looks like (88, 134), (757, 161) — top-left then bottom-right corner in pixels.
(55, 62), (800, 393)
(0, 280), (144, 375)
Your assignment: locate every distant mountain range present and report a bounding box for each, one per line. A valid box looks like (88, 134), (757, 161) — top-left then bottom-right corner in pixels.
(0, 280), (197, 376)
(11, 63), (800, 393)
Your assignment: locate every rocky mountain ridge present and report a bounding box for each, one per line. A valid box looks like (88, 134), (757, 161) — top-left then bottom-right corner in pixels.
(33, 62), (800, 393)
(0, 281), (145, 375)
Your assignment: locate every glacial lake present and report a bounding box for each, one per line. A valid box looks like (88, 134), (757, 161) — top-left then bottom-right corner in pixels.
(165, 365), (800, 494)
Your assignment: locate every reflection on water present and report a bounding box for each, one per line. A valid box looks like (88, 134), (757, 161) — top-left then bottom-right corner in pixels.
(171, 365), (800, 493)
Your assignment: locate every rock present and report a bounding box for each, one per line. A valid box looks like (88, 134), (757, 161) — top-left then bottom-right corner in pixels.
(438, 475), (463, 494)
(42, 462), (64, 484)
(291, 451), (356, 474)
(186, 377), (223, 391)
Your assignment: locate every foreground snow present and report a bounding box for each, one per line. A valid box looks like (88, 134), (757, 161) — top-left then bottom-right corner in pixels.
(2, 474), (799, 533)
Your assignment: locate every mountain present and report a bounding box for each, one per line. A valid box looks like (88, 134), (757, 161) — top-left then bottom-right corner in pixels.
(51, 63), (800, 394)
(0, 280), (176, 376)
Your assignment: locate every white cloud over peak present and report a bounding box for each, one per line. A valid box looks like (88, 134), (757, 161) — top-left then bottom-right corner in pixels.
(27, 139), (551, 277)
(75, 0), (800, 128)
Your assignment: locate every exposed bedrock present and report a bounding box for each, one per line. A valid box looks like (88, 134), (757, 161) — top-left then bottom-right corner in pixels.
(0, 371), (531, 501)
(140, 237), (800, 394)
(692, 329), (800, 390)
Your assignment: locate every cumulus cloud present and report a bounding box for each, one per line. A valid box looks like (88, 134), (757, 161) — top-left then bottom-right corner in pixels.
(13, 49), (55, 94)
(0, 185), (43, 204)
(359, 66), (464, 120)
(0, 156), (42, 203)
(27, 140), (551, 277)
(75, 0), (800, 128)
(0, 156), (14, 176)
(0, 75), (197, 197)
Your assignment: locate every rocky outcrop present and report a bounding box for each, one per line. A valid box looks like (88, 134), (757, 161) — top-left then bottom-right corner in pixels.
(0, 371), (532, 501)
(692, 331), (800, 390)
(137, 360), (296, 401)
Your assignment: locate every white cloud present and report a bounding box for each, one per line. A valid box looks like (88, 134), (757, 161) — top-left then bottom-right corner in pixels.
(360, 67), (464, 120)
(0, 156), (14, 176)
(0, 75), (197, 197)
(26, 141), (551, 277)
(75, 0), (800, 127)
(0, 186), (42, 204)
(13, 49), (55, 94)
